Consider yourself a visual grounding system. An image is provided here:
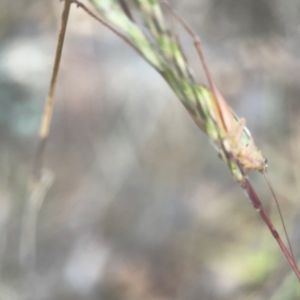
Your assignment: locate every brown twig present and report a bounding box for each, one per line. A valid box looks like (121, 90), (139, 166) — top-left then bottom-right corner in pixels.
(243, 178), (300, 280)
(32, 0), (72, 183)
(22, 0), (72, 270)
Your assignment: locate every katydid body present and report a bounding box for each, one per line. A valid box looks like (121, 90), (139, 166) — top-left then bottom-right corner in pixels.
(188, 84), (267, 174)
(168, 4), (267, 175)
(208, 85), (267, 173)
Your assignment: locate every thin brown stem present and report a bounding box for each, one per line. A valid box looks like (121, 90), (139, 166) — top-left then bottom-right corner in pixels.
(22, 0), (72, 271)
(32, 0), (72, 183)
(243, 178), (300, 280)
(263, 171), (296, 265)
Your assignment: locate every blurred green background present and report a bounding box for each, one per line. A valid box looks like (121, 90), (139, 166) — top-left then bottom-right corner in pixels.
(1, 0), (300, 299)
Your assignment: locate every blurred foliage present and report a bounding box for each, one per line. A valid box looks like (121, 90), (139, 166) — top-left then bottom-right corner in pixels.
(1, 0), (300, 299)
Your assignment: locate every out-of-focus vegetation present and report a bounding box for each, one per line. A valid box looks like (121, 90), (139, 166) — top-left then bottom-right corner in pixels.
(1, 0), (300, 299)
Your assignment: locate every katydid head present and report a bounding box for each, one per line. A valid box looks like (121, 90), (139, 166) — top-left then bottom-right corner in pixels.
(256, 154), (268, 172)
(257, 154), (268, 173)
(235, 142), (267, 173)
(234, 120), (268, 173)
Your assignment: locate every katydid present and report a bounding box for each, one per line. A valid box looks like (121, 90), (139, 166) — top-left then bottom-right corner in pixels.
(164, 3), (267, 175)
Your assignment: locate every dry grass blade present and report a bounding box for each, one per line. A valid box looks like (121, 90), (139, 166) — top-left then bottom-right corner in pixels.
(21, 0), (72, 269)
(32, 0), (72, 183)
